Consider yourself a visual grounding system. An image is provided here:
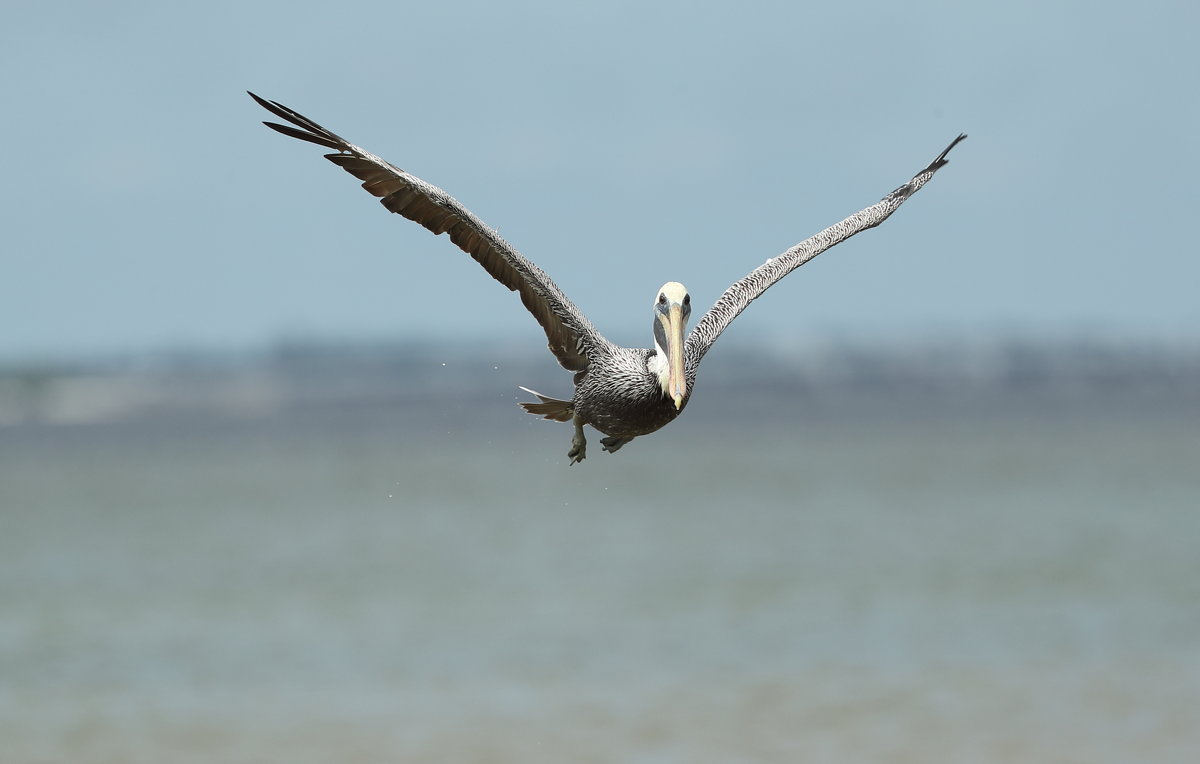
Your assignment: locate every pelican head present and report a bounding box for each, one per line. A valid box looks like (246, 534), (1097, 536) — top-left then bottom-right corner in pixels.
(651, 281), (691, 409)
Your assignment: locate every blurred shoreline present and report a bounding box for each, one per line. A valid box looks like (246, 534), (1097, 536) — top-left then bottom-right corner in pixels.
(1, 335), (1197, 428)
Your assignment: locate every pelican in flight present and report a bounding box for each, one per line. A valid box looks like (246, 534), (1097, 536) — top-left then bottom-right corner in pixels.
(250, 92), (964, 464)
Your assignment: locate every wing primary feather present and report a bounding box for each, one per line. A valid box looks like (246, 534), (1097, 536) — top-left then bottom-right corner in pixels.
(261, 121), (343, 150)
(931, 133), (968, 169)
(248, 91), (350, 149)
(878, 132), (968, 208)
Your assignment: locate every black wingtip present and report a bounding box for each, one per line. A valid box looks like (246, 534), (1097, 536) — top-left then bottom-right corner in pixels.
(248, 91), (349, 151)
(933, 133), (968, 169)
(258, 119), (342, 150)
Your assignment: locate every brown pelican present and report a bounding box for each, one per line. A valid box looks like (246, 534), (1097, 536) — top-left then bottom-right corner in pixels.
(250, 92), (964, 464)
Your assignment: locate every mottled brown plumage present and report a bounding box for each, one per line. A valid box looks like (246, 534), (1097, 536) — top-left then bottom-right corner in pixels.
(250, 92), (964, 464)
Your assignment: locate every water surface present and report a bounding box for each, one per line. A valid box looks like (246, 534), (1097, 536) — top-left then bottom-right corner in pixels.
(2, 385), (1197, 762)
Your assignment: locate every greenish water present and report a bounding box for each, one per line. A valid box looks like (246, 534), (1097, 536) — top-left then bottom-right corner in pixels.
(2, 387), (1198, 762)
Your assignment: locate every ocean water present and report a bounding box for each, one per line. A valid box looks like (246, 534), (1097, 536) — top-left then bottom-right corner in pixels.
(2, 384), (1198, 762)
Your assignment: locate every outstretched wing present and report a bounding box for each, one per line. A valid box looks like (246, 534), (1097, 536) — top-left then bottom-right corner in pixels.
(249, 92), (610, 372)
(685, 134), (966, 366)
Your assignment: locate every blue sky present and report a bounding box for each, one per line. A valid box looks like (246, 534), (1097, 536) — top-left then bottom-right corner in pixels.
(2, 0), (1196, 360)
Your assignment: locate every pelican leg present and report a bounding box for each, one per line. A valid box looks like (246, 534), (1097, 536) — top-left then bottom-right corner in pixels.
(600, 435), (633, 454)
(567, 415), (587, 465)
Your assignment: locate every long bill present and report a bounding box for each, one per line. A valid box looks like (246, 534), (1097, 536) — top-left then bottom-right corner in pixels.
(664, 303), (687, 409)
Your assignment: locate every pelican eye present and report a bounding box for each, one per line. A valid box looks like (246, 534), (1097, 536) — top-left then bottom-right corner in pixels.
(683, 294), (690, 306)
(658, 293), (667, 306)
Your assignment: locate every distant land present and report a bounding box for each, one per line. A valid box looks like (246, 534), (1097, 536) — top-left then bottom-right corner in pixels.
(1, 336), (1197, 427)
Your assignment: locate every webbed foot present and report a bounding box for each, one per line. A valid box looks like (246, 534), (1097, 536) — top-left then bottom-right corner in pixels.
(600, 435), (632, 454)
(568, 441), (587, 464)
(568, 416), (587, 465)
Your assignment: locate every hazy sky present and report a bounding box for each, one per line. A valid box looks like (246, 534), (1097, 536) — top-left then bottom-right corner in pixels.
(3, 0), (1196, 361)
